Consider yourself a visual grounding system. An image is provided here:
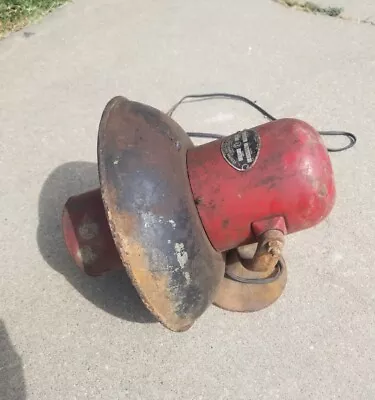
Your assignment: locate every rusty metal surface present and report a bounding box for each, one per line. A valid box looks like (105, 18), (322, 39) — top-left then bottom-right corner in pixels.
(236, 230), (285, 275)
(62, 188), (124, 276)
(214, 231), (287, 312)
(187, 119), (335, 252)
(97, 96), (225, 332)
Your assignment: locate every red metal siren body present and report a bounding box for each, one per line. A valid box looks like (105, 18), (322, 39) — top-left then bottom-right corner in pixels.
(187, 118), (335, 252)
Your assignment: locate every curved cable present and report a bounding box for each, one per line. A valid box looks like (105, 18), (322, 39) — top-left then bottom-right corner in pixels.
(167, 93), (357, 152)
(319, 131), (357, 152)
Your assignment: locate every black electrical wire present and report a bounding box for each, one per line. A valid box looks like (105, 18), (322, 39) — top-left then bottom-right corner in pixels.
(318, 131), (357, 152)
(167, 93), (276, 121)
(225, 262), (283, 284)
(167, 92), (357, 152)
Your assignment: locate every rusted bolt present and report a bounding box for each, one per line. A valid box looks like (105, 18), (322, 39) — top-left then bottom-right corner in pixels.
(236, 230), (285, 274)
(267, 240), (283, 257)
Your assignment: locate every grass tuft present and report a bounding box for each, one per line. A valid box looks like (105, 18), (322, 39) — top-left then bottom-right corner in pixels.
(0, 0), (68, 38)
(276, 0), (343, 18)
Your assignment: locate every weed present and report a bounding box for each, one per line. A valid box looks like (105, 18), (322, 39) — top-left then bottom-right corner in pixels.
(0, 0), (68, 38)
(276, 0), (343, 18)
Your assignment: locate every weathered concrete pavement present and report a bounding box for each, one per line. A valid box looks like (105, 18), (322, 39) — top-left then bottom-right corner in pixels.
(0, 1), (374, 399)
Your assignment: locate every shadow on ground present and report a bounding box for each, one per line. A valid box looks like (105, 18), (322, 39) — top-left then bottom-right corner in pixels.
(36, 161), (156, 324)
(0, 320), (26, 400)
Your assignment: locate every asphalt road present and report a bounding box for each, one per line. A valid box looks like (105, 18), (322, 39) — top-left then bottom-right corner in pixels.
(0, 1), (374, 399)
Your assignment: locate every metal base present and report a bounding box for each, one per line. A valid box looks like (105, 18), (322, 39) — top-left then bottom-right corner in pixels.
(214, 249), (287, 312)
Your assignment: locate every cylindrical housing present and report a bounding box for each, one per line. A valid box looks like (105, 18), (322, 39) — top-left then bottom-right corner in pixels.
(62, 188), (123, 276)
(187, 118), (335, 252)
